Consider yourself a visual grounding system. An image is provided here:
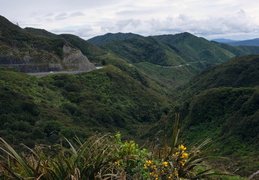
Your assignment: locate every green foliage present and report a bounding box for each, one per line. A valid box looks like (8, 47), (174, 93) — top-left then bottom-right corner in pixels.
(0, 65), (171, 148)
(0, 16), (66, 59)
(101, 36), (185, 66)
(97, 32), (248, 88)
(134, 62), (200, 88)
(0, 130), (225, 180)
(237, 45), (259, 54)
(176, 55), (259, 100)
(155, 33), (236, 64)
(169, 55), (259, 177)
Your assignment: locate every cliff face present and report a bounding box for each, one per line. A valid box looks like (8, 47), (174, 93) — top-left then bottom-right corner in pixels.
(62, 45), (96, 71)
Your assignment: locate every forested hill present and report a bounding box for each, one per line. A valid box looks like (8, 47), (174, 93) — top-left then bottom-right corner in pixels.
(0, 65), (171, 149)
(155, 32), (236, 64)
(92, 32), (259, 89)
(173, 55), (259, 176)
(95, 32), (236, 88)
(176, 54), (259, 100)
(138, 54), (259, 176)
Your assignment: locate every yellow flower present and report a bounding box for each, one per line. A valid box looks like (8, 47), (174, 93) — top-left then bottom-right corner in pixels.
(162, 161), (168, 167)
(181, 152), (188, 159)
(178, 145), (187, 151)
(146, 160), (152, 165)
(179, 161), (185, 166)
(151, 165), (157, 169)
(114, 161), (120, 165)
(153, 174), (158, 177)
(173, 151), (180, 158)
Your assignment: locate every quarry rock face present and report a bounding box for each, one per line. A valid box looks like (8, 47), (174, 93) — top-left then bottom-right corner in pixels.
(62, 45), (96, 71)
(0, 44), (96, 73)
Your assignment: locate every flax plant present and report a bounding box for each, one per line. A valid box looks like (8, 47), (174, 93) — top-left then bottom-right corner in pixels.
(0, 114), (221, 180)
(0, 134), (124, 180)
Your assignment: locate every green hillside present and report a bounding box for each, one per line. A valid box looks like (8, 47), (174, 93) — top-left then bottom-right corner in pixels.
(87, 32), (143, 46)
(0, 17), (174, 149)
(210, 41), (247, 56)
(101, 36), (187, 66)
(23, 27), (108, 65)
(24, 27), (172, 96)
(182, 88), (258, 176)
(59, 34), (172, 96)
(0, 65), (171, 149)
(24, 27), (60, 39)
(0, 16), (65, 59)
(98, 35), (200, 88)
(143, 55), (259, 177)
(0, 16), (96, 73)
(176, 54), (259, 100)
(98, 32), (241, 88)
(155, 32), (236, 65)
(236, 45), (259, 54)
(211, 40), (259, 55)
(172, 55), (259, 176)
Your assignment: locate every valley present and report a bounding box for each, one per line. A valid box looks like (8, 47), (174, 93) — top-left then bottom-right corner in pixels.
(0, 15), (258, 179)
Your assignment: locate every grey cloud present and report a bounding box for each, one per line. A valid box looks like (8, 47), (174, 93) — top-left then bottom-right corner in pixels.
(75, 27), (96, 39)
(40, 11), (85, 22)
(51, 25), (95, 40)
(100, 9), (259, 39)
(55, 13), (68, 20)
(45, 13), (55, 17)
(102, 19), (142, 33)
(70, 12), (85, 17)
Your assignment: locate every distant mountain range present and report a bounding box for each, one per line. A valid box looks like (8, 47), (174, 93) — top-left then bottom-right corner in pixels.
(1, 14), (259, 88)
(212, 38), (259, 46)
(89, 32), (259, 88)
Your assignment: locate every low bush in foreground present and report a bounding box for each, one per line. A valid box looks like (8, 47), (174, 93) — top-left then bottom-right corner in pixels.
(0, 135), (214, 180)
(0, 117), (247, 179)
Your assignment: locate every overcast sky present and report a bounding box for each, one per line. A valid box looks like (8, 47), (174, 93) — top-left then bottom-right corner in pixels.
(1, 0), (259, 40)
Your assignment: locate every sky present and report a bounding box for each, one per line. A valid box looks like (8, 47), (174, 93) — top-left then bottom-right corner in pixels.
(1, 0), (259, 40)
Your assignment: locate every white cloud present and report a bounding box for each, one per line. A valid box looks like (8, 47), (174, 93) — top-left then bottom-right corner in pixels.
(1, 0), (259, 40)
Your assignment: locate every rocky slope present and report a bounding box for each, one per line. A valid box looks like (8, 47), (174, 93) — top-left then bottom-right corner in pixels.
(0, 15), (95, 73)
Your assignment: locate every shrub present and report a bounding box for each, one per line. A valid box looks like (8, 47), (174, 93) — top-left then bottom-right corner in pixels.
(0, 116), (223, 179)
